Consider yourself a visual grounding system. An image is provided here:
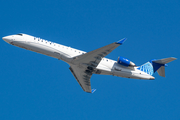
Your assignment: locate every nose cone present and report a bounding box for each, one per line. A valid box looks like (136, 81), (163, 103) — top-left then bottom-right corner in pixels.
(2, 36), (13, 43)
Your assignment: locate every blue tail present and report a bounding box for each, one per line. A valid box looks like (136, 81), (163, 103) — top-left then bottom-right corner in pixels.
(137, 57), (176, 77)
(137, 62), (154, 75)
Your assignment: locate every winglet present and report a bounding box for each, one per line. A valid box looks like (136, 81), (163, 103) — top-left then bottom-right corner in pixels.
(116, 38), (127, 45)
(91, 89), (96, 93)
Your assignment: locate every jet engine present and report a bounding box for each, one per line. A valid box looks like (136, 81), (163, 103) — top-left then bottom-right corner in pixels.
(117, 56), (136, 67)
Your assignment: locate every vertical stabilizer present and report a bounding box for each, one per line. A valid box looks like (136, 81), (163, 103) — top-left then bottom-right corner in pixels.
(137, 62), (154, 75)
(151, 57), (177, 77)
(138, 57), (177, 77)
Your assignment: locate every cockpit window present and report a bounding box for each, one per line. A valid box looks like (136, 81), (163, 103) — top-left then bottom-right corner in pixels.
(16, 34), (23, 36)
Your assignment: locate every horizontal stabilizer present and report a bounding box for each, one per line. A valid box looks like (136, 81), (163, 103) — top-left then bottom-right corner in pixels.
(139, 57), (176, 77)
(157, 66), (165, 77)
(152, 57), (177, 64)
(151, 57), (177, 77)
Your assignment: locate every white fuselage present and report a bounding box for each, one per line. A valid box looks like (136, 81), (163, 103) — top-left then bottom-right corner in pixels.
(2, 34), (154, 80)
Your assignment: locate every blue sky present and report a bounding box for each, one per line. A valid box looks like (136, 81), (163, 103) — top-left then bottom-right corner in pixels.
(0, 0), (180, 119)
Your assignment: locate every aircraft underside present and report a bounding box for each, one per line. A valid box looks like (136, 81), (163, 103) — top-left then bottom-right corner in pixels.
(2, 33), (176, 93)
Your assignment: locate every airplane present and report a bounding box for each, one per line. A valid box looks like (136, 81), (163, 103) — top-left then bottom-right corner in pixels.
(2, 33), (177, 93)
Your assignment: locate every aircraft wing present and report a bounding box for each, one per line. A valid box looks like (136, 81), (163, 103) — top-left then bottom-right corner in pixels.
(69, 65), (93, 93)
(69, 38), (126, 93)
(72, 38), (127, 67)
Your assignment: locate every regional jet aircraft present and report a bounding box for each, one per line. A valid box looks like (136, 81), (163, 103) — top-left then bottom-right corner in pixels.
(2, 33), (177, 93)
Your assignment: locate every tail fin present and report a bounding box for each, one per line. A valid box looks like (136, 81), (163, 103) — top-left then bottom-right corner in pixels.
(137, 57), (177, 77)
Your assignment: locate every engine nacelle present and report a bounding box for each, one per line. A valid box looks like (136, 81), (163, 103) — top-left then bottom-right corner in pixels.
(117, 56), (136, 67)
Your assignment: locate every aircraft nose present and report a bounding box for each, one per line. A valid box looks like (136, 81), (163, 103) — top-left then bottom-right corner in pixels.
(2, 36), (13, 43)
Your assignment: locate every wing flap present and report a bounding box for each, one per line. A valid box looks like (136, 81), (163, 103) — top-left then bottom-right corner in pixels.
(72, 38), (126, 68)
(69, 38), (126, 93)
(69, 65), (93, 93)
